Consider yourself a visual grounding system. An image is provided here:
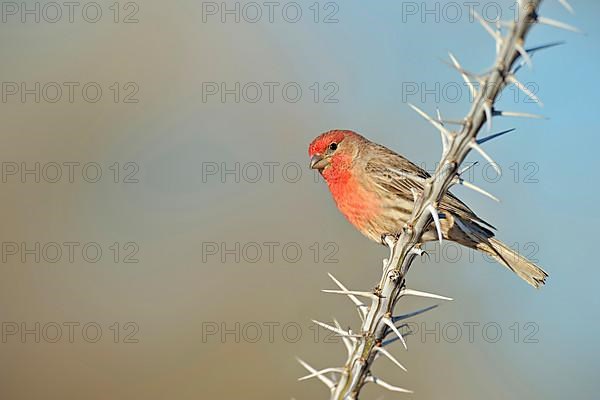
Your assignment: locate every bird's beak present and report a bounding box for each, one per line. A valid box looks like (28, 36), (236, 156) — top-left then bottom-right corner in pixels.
(310, 154), (330, 170)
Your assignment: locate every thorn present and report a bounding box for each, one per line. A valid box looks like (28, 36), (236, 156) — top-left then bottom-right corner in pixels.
(381, 324), (412, 347)
(312, 320), (361, 339)
(375, 346), (407, 372)
(506, 75), (543, 106)
(322, 289), (378, 301)
(441, 59), (485, 84)
(366, 376), (413, 393)
(435, 107), (449, 152)
(448, 52), (476, 98)
(514, 42), (565, 74)
(392, 304), (439, 323)
(493, 110), (546, 119)
(297, 358), (336, 390)
(456, 177), (500, 202)
(298, 367), (345, 382)
(477, 128), (516, 145)
(525, 41), (565, 55)
(458, 161), (478, 175)
(408, 103), (452, 144)
(383, 317), (407, 349)
(483, 101), (493, 132)
(401, 288), (453, 301)
(326, 273), (369, 317)
(333, 319), (354, 356)
(426, 204), (443, 245)
(515, 43), (533, 69)
(558, 0), (575, 14)
(494, 20), (502, 55)
(470, 142), (501, 176)
(472, 11), (502, 42)
(536, 16), (582, 34)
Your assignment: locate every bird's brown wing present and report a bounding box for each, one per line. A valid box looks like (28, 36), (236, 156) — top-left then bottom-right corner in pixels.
(363, 144), (495, 230)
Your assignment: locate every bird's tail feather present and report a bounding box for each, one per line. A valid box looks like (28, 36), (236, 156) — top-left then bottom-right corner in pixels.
(477, 237), (548, 288)
(448, 216), (548, 288)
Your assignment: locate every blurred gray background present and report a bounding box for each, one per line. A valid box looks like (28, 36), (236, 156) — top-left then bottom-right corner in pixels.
(0, 0), (598, 399)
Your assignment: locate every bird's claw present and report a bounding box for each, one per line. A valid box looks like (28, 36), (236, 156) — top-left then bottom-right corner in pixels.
(380, 233), (400, 246)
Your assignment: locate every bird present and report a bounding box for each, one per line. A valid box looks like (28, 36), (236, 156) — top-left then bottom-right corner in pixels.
(308, 129), (547, 288)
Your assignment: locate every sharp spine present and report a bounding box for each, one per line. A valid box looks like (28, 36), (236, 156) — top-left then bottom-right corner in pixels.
(470, 142), (501, 176)
(333, 319), (354, 357)
(483, 101), (493, 132)
(366, 376), (413, 393)
(558, 0), (575, 14)
(448, 52), (476, 98)
(477, 128), (516, 145)
(375, 346), (407, 372)
(472, 11), (502, 43)
(456, 177), (500, 202)
(298, 367), (344, 382)
(312, 320), (361, 338)
(427, 204), (443, 245)
(321, 289), (378, 301)
(401, 288), (453, 301)
(493, 110), (545, 119)
(506, 75), (543, 106)
(382, 317), (407, 349)
(536, 15), (582, 34)
(408, 103), (452, 142)
(297, 358), (336, 390)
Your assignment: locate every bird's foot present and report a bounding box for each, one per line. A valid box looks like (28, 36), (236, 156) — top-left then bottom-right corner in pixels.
(413, 243), (430, 262)
(380, 233), (400, 246)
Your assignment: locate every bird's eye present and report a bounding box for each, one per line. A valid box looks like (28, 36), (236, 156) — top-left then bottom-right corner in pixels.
(328, 142), (338, 151)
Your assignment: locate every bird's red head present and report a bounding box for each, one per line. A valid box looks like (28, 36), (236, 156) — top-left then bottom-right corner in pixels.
(308, 130), (364, 180)
(308, 130), (352, 157)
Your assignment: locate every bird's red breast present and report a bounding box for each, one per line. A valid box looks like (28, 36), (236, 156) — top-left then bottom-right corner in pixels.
(329, 174), (381, 234)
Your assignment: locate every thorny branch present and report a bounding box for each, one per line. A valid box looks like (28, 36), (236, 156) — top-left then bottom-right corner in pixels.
(299, 0), (578, 398)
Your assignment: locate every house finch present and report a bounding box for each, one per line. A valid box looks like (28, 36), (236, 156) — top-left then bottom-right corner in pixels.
(309, 129), (547, 288)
